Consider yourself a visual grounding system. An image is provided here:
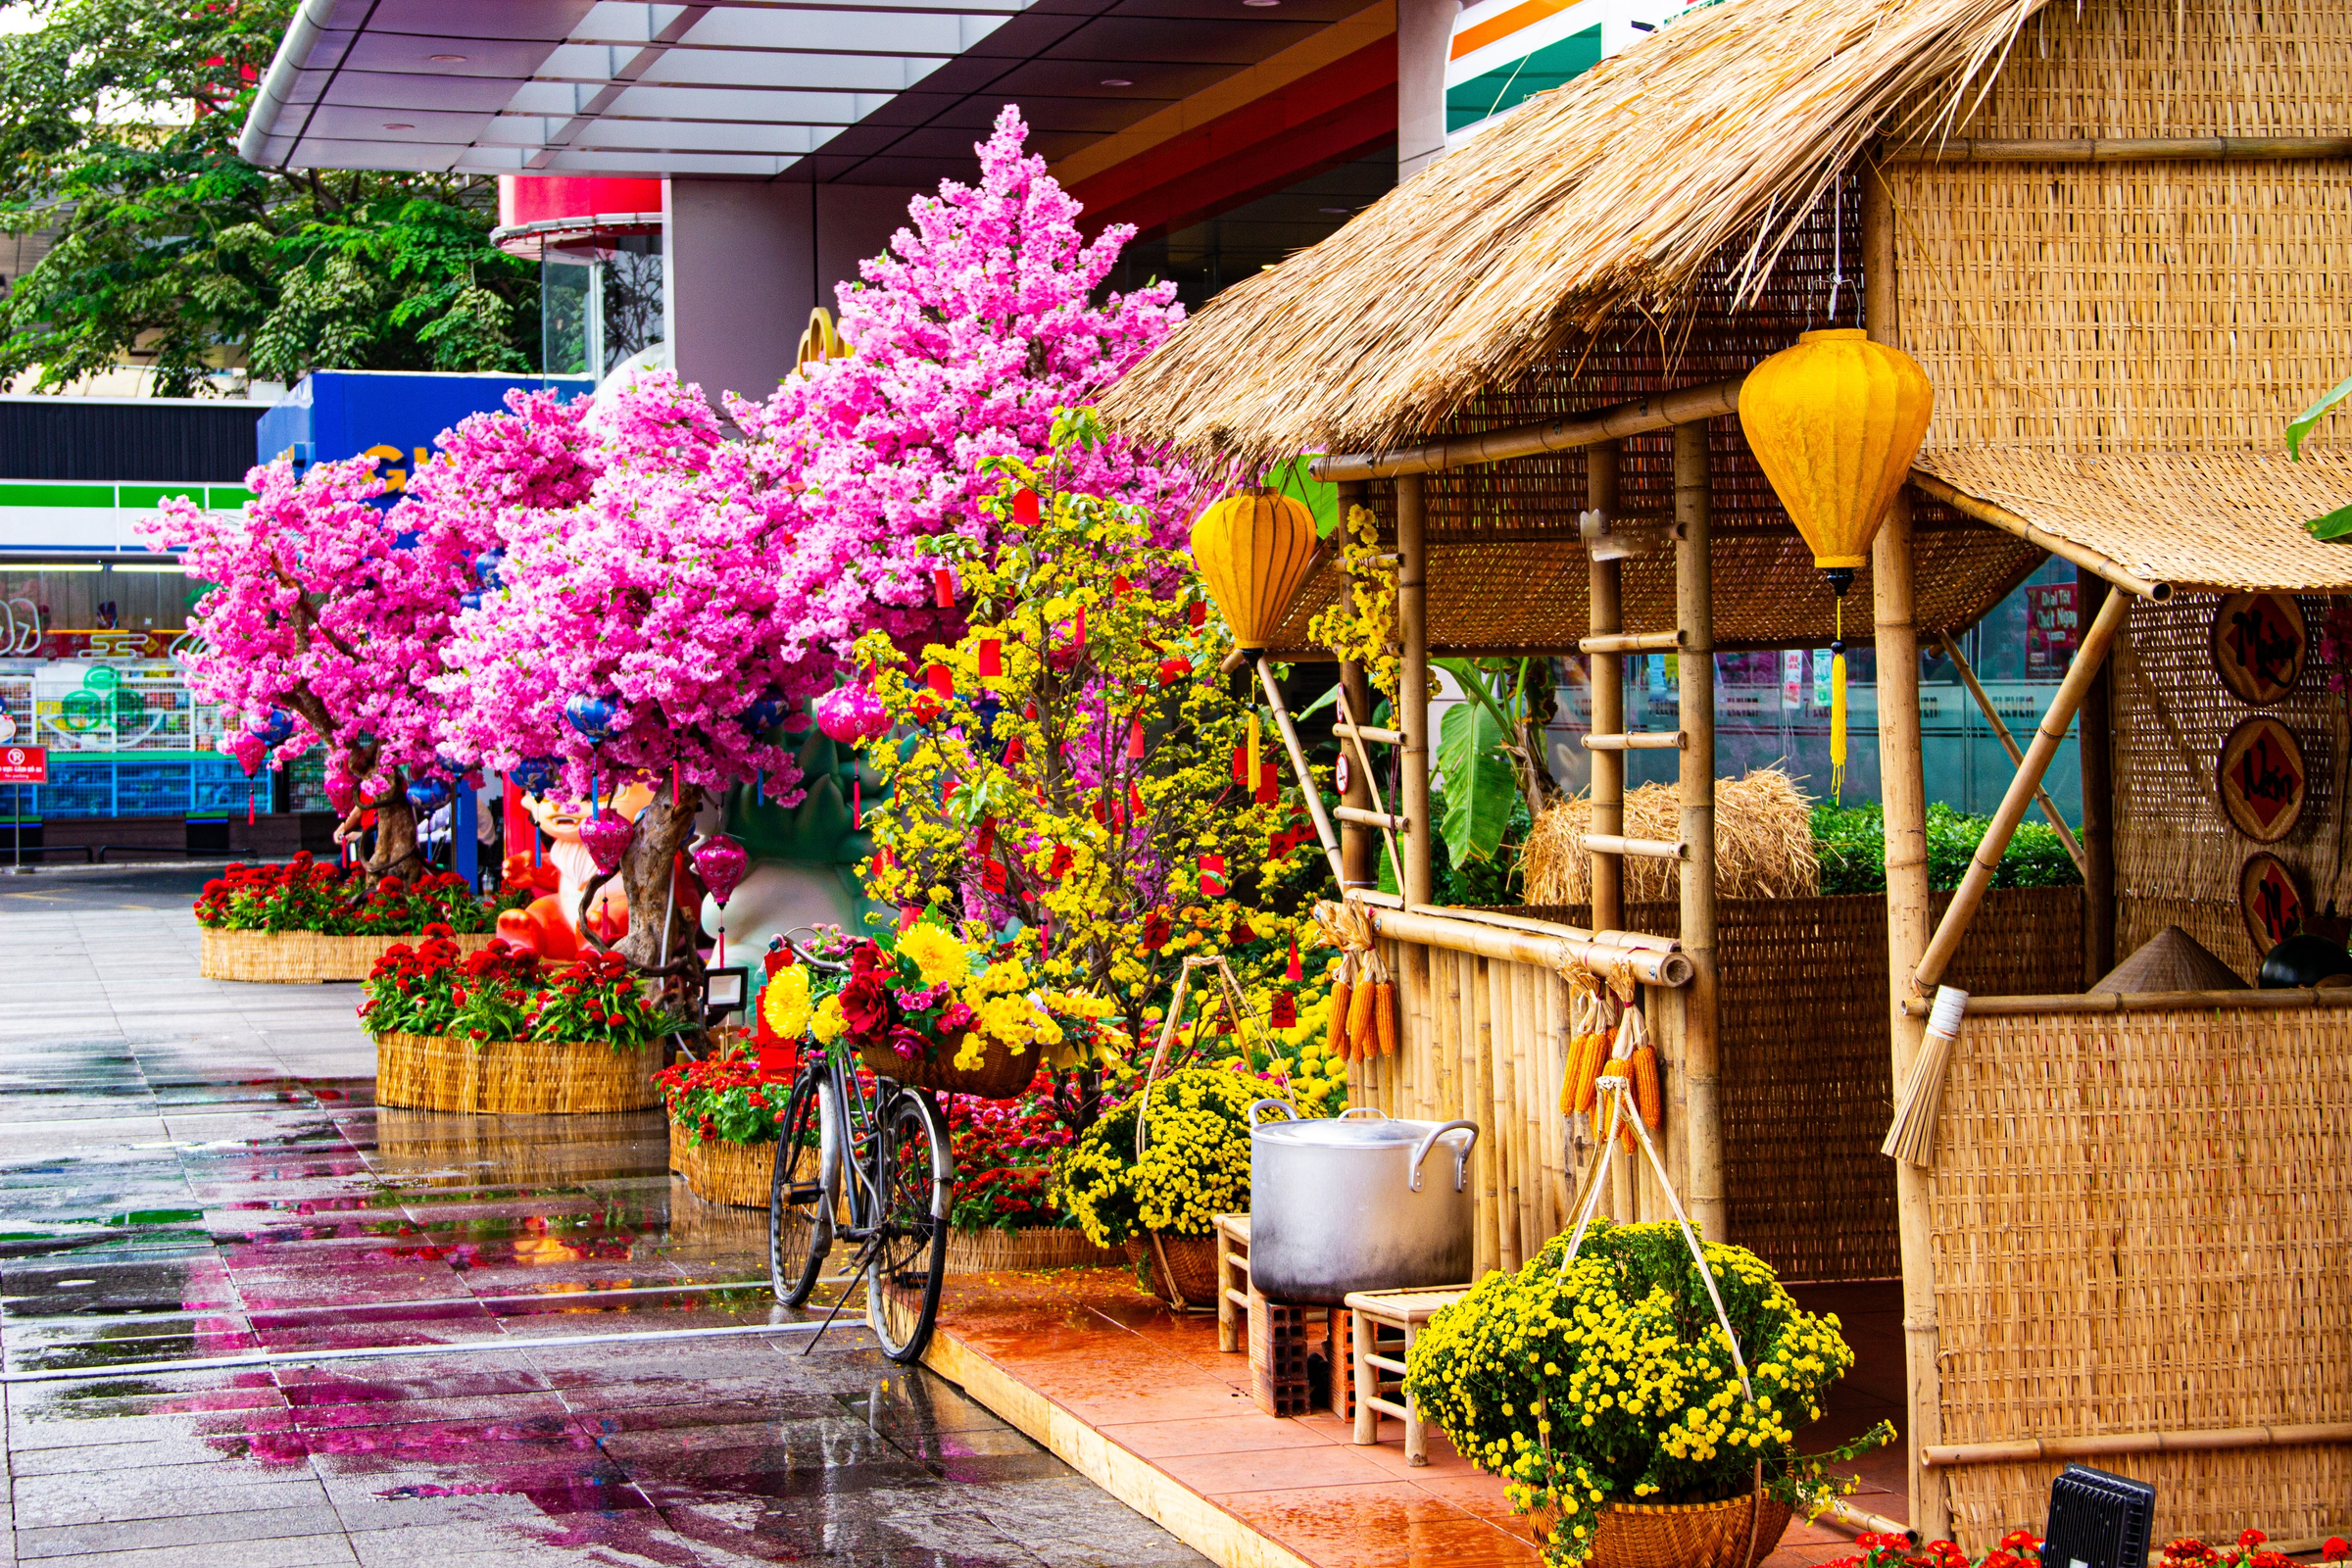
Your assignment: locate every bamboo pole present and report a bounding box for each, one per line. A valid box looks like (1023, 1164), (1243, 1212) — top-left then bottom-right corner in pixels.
(1397, 474), (1434, 907)
(1491, 963), (1521, 1273)
(1673, 419), (1722, 1246)
(1310, 377), (1743, 483)
(1905, 986), (2352, 1016)
(1932, 631), (2085, 873)
(1469, 957), (1499, 1276)
(1254, 657), (1348, 890)
(1589, 441), (1626, 937)
(2077, 571), (2116, 984)
(1364, 906), (1693, 986)
(1885, 134), (2352, 162)
(1922, 1421), (2352, 1467)
(1335, 479), (1377, 895)
(1866, 157), (1947, 1546)
(1912, 588), (2129, 994)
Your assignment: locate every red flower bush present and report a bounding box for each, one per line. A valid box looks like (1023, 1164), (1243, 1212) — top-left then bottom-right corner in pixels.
(198, 852), (506, 935)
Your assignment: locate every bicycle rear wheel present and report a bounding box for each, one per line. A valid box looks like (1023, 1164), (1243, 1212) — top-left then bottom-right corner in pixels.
(767, 1067), (834, 1306)
(865, 1087), (951, 1363)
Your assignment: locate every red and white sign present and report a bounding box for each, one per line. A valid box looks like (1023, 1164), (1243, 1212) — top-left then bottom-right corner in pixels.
(0, 746), (45, 784)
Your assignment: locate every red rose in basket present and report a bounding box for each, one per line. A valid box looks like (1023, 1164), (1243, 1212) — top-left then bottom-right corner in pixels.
(839, 972), (895, 1043)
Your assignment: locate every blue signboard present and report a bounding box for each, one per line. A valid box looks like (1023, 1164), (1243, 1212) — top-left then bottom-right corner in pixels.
(256, 370), (595, 491)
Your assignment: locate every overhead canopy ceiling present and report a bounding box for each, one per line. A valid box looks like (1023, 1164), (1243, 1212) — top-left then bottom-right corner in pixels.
(240, 0), (1372, 184)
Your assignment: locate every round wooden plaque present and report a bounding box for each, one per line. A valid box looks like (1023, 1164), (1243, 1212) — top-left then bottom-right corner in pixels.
(2211, 593), (2307, 707)
(2240, 852), (2308, 955)
(2218, 716), (2308, 843)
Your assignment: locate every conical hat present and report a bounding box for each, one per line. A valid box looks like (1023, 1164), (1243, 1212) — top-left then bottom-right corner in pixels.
(2090, 925), (2247, 994)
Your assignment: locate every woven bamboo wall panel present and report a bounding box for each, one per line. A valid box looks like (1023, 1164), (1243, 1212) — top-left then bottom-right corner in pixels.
(1359, 890), (2080, 1283)
(1908, 0), (2352, 142)
(2111, 591), (2345, 979)
(1894, 160), (2352, 456)
(1931, 1005), (2352, 1545)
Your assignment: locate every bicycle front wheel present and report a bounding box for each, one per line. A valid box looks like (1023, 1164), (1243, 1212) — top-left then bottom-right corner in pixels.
(865, 1088), (951, 1363)
(768, 1067), (834, 1306)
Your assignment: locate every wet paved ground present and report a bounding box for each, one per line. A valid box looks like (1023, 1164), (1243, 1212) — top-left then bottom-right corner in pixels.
(0, 866), (1209, 1568)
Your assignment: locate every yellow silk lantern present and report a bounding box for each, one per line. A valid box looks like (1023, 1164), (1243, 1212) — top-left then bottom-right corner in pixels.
(1190, 491), (1318, 650)
(1738, 327), (1934, 800)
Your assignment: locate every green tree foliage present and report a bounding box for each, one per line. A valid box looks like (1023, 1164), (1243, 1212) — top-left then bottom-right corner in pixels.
(0, 0), (537, 394)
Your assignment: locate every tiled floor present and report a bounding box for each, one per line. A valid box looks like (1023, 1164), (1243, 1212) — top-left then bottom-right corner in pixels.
(0, 865), (1208, 1568)
(924, 1256), (1913, 1568)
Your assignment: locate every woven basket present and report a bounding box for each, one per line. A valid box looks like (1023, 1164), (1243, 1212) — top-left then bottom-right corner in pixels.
(375, 1031), (662, 1113)
(947, 1226), (1124, 1273)
(856, 1031), (1041, 1100)
(201, 927), (498, 984)
(1122, 1232), (1222, 1310)
(667, 1121), (776, 1208)
(1533, 1493), (1791, 1568)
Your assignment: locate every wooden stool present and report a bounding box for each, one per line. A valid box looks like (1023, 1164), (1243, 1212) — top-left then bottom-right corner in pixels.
(1344, 1286), (1470, 1464)
(1213, 1213), (1250, 1353)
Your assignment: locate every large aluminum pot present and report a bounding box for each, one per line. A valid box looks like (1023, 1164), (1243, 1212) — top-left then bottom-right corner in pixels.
(1247, 1102), (1478, 1305)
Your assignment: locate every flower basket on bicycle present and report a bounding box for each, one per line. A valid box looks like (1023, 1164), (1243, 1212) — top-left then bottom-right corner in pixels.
(855, 1030), (1041, 1099)
(816, 925), (1059, 1101)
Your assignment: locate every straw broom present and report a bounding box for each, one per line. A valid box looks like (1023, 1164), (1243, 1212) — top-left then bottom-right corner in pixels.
(1881, 986), (1970, 1165)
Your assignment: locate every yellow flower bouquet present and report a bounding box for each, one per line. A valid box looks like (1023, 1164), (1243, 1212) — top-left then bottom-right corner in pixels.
(1404, 1222), (1890, 1568)
(1053, 1065), (1254, 1248)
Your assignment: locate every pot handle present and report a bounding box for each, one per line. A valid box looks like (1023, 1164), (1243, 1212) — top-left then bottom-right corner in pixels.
(1339, 1106), (1387, 1120)
(1409, 1119), (1481, 1193)
(1249, 1098), (1298, 1127)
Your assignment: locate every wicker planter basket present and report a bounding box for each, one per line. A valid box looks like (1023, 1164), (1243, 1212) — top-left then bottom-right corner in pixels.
(202, 927), (498, 984)
(947, 1226), (1124, 1273)
(668, 1121), (776, 1207)
(376, 1030), (662, 1114)
(857, 1032), (1041, 1100)
(1532, 1493), (1791, 1568)
(1123, 1232), (1222, 1310)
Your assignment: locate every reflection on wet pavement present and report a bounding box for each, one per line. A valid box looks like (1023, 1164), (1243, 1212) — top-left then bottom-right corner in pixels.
(0, 868), (1208, 1567)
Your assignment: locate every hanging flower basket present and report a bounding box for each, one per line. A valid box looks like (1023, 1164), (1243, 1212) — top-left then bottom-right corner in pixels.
(1120, 1232), (1222, 1310)
(1531, 1494), (1792, 1568)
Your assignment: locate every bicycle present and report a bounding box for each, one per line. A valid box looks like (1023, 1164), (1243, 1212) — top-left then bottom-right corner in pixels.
(764, 934), (953, 1364)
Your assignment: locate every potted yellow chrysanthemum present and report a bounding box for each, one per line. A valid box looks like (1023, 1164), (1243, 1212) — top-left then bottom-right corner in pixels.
(1406, 1221), (1889, 1568)
(1053, 1064), (1254, 1308)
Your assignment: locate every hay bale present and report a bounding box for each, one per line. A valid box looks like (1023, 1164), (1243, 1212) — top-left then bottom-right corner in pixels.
(1522, 767), (1820, 906)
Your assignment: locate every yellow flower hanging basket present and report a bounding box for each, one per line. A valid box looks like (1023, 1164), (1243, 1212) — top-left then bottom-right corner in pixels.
(1190, 491), (1318, 649)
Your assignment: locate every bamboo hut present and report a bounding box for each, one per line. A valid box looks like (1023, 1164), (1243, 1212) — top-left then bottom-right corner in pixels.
(1101, 0), (2352, 1547)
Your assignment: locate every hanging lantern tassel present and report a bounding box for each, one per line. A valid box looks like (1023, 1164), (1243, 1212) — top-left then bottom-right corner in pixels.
(756, 768), (763, 807)
(588, 770), (599, 820)
(1830, 597), (1850, 804)
(247, 785), (256, 825)
(853, 777), (861, 827)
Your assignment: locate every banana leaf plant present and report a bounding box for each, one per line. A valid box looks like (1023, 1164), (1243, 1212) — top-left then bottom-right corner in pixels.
(1432, 657), (1565, 869)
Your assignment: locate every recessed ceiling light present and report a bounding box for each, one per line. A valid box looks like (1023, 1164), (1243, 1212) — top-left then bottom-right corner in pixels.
(383, 122), (416, 130)
(428, 53), (467, 62)
(1319, 206), (1350, 214)
(1101, 77), (1133, 86)
(1244, 2), (1281, 8)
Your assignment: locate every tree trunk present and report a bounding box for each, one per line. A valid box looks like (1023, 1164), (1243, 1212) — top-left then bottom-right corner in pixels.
(614, 786), (704, 974)
(368, 788), (425, 885)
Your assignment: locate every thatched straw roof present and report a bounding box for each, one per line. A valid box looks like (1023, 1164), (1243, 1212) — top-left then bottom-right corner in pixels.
(1098, 0), (2052, 469)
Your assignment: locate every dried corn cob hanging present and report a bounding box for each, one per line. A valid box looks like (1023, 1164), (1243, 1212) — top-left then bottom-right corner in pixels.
(1606, 1006), (1645, 1152)
(1345, 954), (1377, 1062)
(1366, 946), (1397, 1056)
(1327, 950), (1355, 1062)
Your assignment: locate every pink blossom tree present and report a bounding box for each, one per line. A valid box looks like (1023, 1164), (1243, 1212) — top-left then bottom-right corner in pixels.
(145, 390), (602, 886)
(738, 104), (1193, 672)
(433, 373), (814, 972)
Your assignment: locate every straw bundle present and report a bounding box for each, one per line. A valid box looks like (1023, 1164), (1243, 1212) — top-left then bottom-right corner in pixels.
(1096, 0), (2057, 469)
(1522, 768), (1819, 906)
